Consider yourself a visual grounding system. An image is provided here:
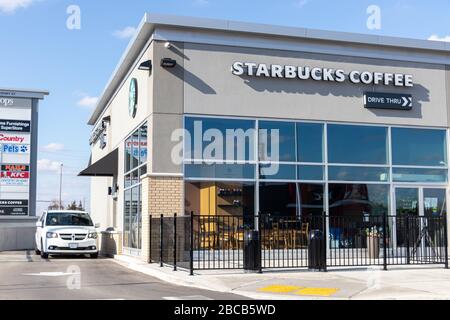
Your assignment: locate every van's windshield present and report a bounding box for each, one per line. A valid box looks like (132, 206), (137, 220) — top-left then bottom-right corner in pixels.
(46, 212), (93, 227)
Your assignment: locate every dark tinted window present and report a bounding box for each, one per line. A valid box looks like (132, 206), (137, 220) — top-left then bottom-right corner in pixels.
(392, 128), (447, 166)
(46, 212), (93, 227)
(328, 125), (388, 165)
(297, 123), (324, 163)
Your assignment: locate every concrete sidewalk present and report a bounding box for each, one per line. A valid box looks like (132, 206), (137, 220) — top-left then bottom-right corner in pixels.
(112, 255), (450, 300)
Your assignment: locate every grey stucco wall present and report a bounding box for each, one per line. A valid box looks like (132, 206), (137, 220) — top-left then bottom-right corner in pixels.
(182, 43), (448, 128)
(151, 41), (184, 175)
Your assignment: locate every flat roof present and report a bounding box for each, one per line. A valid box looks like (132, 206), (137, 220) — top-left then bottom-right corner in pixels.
(88, 13), (450, 125)
(0, 87), (49, 99)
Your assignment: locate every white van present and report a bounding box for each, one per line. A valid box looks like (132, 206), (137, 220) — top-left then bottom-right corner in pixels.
(35, 210), (99, 259)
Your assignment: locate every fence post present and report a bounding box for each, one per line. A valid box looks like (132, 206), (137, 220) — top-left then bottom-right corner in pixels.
(322, 211), (327, 272)
(382, 214), (388, 271)
(406, 215), (410, 265)
(173, 213), (177, 271)
(444, 214), (449, 269)
(258, 213), (263, 274)
(160, 214), (164, 268)
(190, 211), (194, 276)
(149, 215), (152, 264)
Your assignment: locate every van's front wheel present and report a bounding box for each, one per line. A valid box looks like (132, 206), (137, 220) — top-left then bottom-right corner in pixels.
(40, 240), (49, 259)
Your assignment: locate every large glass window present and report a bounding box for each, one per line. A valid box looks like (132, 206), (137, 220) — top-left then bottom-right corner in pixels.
(123, 122), (148, 251)
(392, 128), (447, 167)
(328, 124), (388, 165)
(182, 116), (448, 241)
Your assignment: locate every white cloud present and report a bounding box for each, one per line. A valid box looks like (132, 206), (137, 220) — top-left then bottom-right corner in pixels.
(294, 0), (308, 8)
(77, 95), (98, 108)
(428, 35), (450, 42)
(113, 26), (137, 40)
(38, 159), (62, 173)
(0, 0), (34, 14)
(42, 143), (65, 152)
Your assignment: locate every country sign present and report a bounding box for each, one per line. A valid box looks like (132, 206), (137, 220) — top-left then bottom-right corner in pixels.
(0, 133), (31, 144)
(0, 120), (31, 133)
(1, 144), (29, 154)
(364, 92), (413, 110)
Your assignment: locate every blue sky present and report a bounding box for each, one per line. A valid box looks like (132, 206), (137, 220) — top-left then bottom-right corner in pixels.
(0, 0), (449, 212)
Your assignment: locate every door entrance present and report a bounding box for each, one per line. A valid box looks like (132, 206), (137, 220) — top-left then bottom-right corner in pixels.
(394, 187), (448, 263)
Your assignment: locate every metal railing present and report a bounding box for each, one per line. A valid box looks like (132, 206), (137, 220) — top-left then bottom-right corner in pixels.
(149, 212), (449, 274)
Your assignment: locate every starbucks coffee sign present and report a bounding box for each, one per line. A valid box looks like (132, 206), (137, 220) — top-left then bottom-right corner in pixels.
(231, 62), (414, 87)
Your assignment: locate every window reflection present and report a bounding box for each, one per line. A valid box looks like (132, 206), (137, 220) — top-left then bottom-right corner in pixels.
(297, 123), (324, 163)
(392, 128), (447, 167)
(328, 125), (388, 165)
(259, 121), (296, 162)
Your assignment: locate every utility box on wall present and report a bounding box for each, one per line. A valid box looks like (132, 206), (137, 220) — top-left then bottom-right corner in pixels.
(0, 88), (48, 251)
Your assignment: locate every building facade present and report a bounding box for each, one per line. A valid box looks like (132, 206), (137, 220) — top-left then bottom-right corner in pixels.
(0, 88), (48, 251)
(82, 13), (450, 260)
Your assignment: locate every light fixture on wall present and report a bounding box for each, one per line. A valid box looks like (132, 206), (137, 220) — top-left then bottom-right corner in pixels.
(161, 58), (177, 68)
(164, 42), (172, 49)
(138, 60), (152, 75)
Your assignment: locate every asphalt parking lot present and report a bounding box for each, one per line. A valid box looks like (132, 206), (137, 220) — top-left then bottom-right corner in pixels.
(0, 251), (247, 300)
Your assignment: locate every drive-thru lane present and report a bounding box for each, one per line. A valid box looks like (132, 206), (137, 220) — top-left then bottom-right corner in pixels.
(0, 251), (247, 300)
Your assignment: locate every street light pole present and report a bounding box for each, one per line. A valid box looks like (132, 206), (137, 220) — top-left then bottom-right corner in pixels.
(59, 163), (63, 210)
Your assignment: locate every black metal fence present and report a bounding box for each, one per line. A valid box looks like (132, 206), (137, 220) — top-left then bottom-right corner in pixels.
(149, 213), (449, 273)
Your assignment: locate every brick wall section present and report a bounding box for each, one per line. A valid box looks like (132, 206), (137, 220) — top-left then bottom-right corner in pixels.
(141, 175), (184, 262)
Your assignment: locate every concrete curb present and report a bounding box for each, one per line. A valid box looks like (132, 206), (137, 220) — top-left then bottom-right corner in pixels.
(109, 255), (328, 300)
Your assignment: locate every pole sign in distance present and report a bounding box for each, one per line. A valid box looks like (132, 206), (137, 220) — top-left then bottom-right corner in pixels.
(0, 200), (29, 216)
(364, 92), (413, 110)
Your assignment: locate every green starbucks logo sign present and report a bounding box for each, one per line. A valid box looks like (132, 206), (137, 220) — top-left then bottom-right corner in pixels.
(128, 78), (138, 118)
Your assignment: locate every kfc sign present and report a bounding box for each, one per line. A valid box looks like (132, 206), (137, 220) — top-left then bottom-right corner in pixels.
(0, 171), (30, 179)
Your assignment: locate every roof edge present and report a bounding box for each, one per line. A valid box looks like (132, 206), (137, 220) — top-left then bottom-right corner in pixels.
(0, 88), (49, 99)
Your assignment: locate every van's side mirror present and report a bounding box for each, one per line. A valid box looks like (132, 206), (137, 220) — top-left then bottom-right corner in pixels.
(95, 223), (101, 229)
(36, 221), (43, 228)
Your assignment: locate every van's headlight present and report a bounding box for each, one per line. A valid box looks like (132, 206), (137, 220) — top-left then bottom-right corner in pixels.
(88, 233), (98, 239)
(46, 232), (58, 239)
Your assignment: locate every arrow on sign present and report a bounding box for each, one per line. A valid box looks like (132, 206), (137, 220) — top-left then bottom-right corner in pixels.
(402, 96), (412, 107)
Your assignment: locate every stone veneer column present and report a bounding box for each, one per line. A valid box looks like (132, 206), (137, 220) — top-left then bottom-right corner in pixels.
(140, 174), (184, 263)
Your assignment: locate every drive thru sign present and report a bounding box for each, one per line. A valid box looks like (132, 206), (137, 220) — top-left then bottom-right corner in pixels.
(364, 92), (413, 110)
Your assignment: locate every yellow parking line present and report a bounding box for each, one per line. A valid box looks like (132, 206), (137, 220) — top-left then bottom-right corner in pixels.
(258, 285), (304, 293)
(295, 287), (339, 297)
